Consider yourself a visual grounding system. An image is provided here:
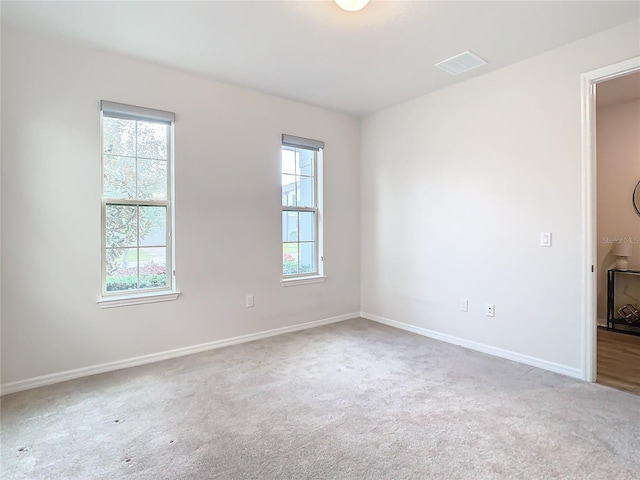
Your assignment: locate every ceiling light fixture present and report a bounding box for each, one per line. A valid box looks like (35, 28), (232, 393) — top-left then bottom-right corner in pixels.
(335, 0), (370, 12)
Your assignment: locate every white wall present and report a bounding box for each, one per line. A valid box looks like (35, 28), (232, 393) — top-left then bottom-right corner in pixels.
(0, 16), (3, 383)
(596, 98), (640, 320)
(0, 27), (361, 386)
(360, 21), (640, 374)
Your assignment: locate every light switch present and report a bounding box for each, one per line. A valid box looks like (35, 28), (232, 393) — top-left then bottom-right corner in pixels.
(540, 232), (552, 247)
(459, 298), (468, 312)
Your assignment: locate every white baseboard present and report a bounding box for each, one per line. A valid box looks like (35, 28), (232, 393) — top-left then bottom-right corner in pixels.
(361, 311), (583, 380)
(1, 312), (359, 396)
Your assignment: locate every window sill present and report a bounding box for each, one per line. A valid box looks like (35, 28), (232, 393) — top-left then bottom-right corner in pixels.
(281, 276), (326, 287)
(97, 290), (180, 309)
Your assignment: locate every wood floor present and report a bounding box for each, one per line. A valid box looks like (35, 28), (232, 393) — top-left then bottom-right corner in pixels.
(596, 327), (640, 395)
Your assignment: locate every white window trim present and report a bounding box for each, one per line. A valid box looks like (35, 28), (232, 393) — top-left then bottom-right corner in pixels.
(99, 101), (179, 305)
(97, 290), (180, 309)
(280, 276), (326, 287)
(281, 135), (324, 284)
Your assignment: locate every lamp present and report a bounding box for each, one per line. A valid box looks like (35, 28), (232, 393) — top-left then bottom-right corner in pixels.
(612, 241), (632, 270)
(335, 0), (370, 12)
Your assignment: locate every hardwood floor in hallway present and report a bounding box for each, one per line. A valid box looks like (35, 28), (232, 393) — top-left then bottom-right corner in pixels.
(596, 327), (640, 395)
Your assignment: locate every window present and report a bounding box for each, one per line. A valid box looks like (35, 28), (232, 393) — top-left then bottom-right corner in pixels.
(99, 101), (177, 305)
(281, 134), (324, 282)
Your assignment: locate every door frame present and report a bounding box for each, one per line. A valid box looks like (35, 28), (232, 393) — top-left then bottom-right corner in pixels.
(581, 56), (640, 382)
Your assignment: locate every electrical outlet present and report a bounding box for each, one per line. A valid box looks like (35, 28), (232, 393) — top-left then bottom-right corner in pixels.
(485, 303), (495, 317)
(246, 295), (254, 308)
(459, 298), (468, 312)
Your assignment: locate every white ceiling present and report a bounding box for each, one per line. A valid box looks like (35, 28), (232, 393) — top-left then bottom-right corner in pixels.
(2, 1), (640, 116)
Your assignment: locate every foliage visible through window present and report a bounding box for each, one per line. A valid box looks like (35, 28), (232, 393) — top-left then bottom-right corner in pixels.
(282, 145), (318, 277)
(102, 105), (173, 294)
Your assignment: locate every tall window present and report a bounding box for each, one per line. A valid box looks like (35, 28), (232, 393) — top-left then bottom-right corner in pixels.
(100, 101), (175, 297)
(281, 134), (323, 279)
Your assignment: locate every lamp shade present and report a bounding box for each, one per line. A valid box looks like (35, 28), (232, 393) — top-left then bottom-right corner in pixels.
(335, 0), (370, 11)
(612, 241), (633, 257)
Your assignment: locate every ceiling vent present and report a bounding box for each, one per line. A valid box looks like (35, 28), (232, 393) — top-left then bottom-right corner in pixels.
(435, 51), (488, 76)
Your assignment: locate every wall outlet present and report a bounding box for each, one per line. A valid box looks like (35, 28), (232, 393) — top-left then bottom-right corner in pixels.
(246, 295), (254, 308)
(485, 303), (495, 317)
(459, 298), (468, 312)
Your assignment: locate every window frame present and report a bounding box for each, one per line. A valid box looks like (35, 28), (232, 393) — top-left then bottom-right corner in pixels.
(281, 134), (325, 285)
(98, 101), (179, 307)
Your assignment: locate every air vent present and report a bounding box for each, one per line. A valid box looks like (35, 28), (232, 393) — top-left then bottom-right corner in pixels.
(435, 51), (488, 76)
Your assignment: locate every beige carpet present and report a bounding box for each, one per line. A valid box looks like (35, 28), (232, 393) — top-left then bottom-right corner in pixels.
(2, 318), (639, 479)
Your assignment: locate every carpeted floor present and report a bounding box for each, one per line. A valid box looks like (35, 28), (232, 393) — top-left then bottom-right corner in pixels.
(2, 318), (640, 479)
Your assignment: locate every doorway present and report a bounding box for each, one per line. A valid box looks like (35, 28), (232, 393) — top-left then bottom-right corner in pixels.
(582, 57), (640, 390)
(595, 72), (640, 394)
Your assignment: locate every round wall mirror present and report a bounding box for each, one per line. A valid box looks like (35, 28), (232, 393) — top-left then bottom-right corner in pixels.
(634, 180), (640, 217)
